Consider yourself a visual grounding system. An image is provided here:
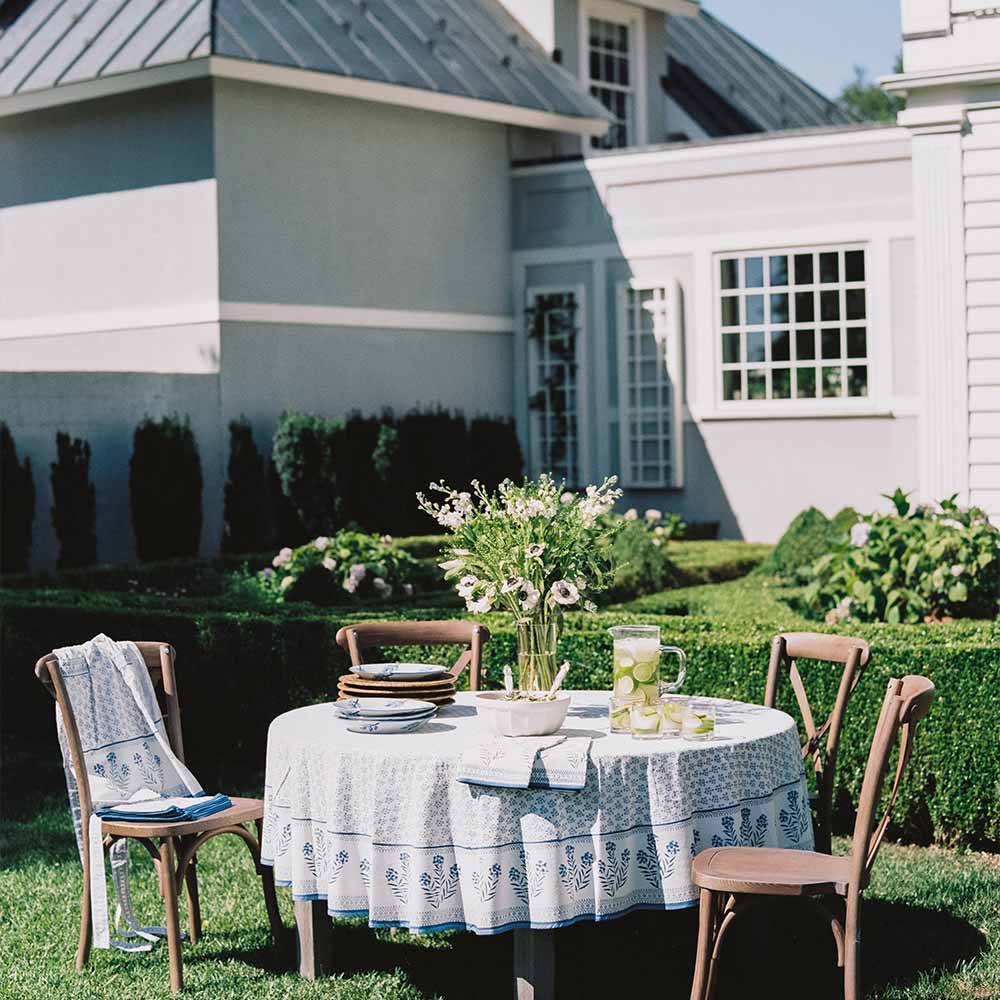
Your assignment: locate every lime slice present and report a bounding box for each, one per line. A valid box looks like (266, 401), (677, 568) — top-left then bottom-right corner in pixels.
(693, 721), (714, 735)
(633, 661), (656, 683)
(616, 675), (635, 696)
(617, 654), (635, 668)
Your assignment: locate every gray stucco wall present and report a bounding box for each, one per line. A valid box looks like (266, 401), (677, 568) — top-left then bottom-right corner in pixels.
(0, 372), (223, 570)
(213, 79), (512, 314)
(0, 80), (213, 208)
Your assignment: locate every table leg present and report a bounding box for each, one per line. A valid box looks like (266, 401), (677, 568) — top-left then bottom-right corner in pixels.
(294, 899), (333, 980)
(514, 928), (555, 1000)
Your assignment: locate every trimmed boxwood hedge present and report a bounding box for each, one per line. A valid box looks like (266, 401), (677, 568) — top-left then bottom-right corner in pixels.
(3, 581), (997, 849)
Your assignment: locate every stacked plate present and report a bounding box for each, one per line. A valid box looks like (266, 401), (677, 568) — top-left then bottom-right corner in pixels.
(337, 662), (456, 706)
(334, 697), (438, 734)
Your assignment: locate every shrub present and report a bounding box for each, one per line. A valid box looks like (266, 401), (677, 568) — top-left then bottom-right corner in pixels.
(466, 416), (524, 491)
(805, 489), (1000, 624)
(129, 415), (203, 561)
(222, 418), (273, 554)
(0, 423), (35, 574)
(50, 432), (96, 569)
(760, 506), (837, 581)
(255, 530), (420, 604)
(603, 517), (677, 603)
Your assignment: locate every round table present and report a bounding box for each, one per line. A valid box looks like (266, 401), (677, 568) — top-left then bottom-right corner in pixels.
(262, 691), (813, 987)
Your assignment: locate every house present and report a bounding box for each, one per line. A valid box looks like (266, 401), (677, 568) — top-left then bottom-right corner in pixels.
(1, 0), (997, 566)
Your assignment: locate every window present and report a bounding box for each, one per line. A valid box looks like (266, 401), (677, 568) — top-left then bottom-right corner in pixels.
(617, 283), (683, 488)
(587, 14), (634, 149)
(527, 289), (582, 484)
(717, 246), (869, 403)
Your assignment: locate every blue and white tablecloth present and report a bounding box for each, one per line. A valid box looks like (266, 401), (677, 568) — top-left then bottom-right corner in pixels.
(261, 691), (813, 935)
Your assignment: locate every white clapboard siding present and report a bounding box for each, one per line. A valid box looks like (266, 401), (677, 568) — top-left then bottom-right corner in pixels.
(965, 120), (1000, 515)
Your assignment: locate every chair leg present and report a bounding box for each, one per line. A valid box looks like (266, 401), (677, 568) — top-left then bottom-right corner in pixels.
(844, 893), (861, 1000)
(689, 889), (716, 1000)
(255, 819), (286, 950)
(705, 895), (735, 1000)
(160, 838), (184, 994)
(183, 849), (202, 945)
(76, 860), (93, 971)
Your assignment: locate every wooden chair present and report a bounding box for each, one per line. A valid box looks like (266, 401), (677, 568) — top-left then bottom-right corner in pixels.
(689, 674), (935, 1000)
(335, 619), (490, 690)
(765, 632), (871, 855)
(36, 641), (284, 994)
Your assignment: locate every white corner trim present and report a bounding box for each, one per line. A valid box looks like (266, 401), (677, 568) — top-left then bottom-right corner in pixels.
(0, 55), (609, 136)
(882, 63), (1000, 95)
(208, 57), (608, 136)
(219, 302), (513, 334)
(0, 302), (220, 341)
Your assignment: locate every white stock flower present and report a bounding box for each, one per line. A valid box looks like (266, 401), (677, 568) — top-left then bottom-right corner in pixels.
(272, 547), (293, 568)
(644, 509), (662, 523)
(438, 558), (464, 572)
(322, 557), (337, 572)
(457, 575), (478, 598)
(850, 522), (871, 547)
(583, 599), (598, 613)
(560, 492), (575, 504)
(550, 579), (580, 606)
(575, 577), (587, 591)
(624, 508), (639, 521)
(313, 536), (329, 551)
(280, 575), (295, 592)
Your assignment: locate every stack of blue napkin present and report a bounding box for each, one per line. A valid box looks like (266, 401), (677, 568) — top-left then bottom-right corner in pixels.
(97, 793), (232, 822)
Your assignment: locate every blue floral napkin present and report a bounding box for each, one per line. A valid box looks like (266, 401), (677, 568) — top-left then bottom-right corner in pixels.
(457, 736), (591, 791)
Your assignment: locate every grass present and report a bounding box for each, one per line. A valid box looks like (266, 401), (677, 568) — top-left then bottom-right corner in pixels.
(1, 801), (997, 1000)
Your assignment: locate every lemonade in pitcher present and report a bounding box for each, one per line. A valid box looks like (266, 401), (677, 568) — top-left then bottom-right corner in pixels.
(608, 625), (686, 723)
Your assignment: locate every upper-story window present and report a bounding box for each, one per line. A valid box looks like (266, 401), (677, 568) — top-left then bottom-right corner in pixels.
(586, 6), (637, 149)
(717, 245), (869, 404)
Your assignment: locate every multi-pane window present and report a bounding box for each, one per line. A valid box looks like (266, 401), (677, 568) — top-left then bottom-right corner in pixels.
(588, 16), (633, 149)
(617, 285), (682, 488)
(527, 290), (580, 485)
(717, 246), (869, 402)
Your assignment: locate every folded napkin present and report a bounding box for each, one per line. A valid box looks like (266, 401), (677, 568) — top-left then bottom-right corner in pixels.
(97, 793), (232, 823)
(457, 736), (591, 790)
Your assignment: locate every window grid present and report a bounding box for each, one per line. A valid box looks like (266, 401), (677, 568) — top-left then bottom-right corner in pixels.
(587, 16), (633, 150)
(529, 291), (579, 485)
(717, 246), (869, 403)
(621, 287), (674, 487)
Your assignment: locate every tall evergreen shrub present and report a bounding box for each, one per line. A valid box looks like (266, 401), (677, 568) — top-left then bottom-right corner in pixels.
(129, 415), (203, 561)
(50, 432), (96, 568)
(467, 415), (524, 491)
(0, 423), (34, 574)
(271, 411), (343, 536)
(222, 418), (273, 554)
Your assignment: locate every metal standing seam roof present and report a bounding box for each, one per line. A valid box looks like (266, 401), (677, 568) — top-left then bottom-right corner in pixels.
(665, 8), (853, 134)
(0, 0), (612, 123)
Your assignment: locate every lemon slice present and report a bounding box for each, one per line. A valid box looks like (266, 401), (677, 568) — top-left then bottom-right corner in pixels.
(616, 675), (635, 696)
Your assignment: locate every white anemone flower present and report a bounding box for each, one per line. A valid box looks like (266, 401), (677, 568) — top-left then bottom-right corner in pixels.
(501, 576), (524, 594)
(550, 580), (580, 606)
(520, 581), (540, 613)
(457, 575), (478, 598)
(525, 543), (546, 559)
(468, 594), (493, 613)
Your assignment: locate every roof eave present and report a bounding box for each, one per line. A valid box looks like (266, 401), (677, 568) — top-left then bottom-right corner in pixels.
(0, 55), (611, 137)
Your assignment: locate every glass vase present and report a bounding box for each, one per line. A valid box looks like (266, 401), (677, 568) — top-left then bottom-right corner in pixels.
(516, 620), (559, 693)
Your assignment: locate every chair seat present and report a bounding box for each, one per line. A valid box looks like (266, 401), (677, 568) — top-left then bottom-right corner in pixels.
(692, 847), (861, 897)
(101, 796), (264, 838)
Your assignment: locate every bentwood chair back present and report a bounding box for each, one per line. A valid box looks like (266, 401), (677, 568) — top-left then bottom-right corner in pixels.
(689, 674), (934, 1000)
(334, 619), (490, 690)
(765, 632), (871, 854)
(35, 642), (284, 994)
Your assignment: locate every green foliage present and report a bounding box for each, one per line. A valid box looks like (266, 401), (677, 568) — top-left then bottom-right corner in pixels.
(466, 416), (524, 492)
(760, 506), (846, 582)
(222, 418), (273, 555)
(255, 530), (420, 605)
(0, 423), (35, 574)
(271, 411), (344, 536)
(838, 62), (904, 123)
(129, 415), (203, 562)
(804, 491), (1000, 624)
(603, 517), (678, 604)
(50, 432), (96, 570)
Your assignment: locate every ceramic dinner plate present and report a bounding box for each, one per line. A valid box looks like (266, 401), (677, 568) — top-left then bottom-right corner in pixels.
(350, 663), (449, 681)
(334, 697), (437, 717)
(336, 705), (437, 722)
(345, 715), (436, 735)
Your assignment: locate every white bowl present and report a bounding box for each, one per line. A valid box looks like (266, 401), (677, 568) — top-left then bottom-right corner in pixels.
(475, 691), (571, 737)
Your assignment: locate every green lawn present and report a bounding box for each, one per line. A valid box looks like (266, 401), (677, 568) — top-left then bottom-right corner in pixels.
(2, 802), (997, 1000)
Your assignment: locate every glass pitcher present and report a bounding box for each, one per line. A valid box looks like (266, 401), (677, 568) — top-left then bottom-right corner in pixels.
(608, 625), (686, 705)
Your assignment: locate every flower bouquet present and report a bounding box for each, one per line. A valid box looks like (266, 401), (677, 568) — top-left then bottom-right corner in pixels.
(418, 474), (622, 693)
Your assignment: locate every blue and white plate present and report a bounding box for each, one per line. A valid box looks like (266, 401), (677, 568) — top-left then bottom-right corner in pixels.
(335, 704), (437, 722)
(335, 697), (437, 718)
(345, 715), (436, 735)
(350, 662), (450, 681)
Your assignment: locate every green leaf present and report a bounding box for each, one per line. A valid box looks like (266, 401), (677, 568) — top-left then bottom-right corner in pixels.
(949, 581), (968, 603)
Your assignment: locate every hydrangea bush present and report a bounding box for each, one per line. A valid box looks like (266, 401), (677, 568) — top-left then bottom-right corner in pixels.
(804, 489), (1000, 623)
(617, 506), (686, 545)
(256, 530), (419, 604)
(418, 475), (622, 620)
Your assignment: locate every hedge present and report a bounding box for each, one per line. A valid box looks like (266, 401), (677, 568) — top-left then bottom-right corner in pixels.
(3, 581), (996, 849)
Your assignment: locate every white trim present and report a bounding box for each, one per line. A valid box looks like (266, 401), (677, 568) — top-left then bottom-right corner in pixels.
(0, 303), (219, 341)
(882, 64), (1000, 95)
(0, 55), (609, 136)
(219, 302), (513, 333)
(630, 0), (699, 14)
(579, 0), (648, 149)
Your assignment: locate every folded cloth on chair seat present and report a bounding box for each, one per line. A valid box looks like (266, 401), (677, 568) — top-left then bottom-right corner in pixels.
(97, 793), (232, 823)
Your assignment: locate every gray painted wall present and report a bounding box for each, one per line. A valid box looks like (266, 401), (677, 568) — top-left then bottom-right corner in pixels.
(0, 372), (223, 570)
(0, 80), (213, 208)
